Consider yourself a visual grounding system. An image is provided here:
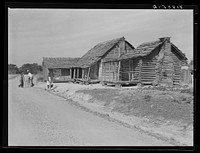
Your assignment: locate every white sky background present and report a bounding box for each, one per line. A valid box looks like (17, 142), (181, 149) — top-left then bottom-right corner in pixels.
(8, 9), (193, 67)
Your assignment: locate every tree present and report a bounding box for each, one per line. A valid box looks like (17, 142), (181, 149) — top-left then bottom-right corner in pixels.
(18, 63), (43, 74)
(8, 64), (19, 74)
(18, 63), (31, 74)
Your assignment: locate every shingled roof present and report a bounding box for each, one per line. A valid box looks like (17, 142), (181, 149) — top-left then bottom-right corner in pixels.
(43, 57), (80, 68)
(119, 39), (162, 60)
(120, 37), (187, 60)
(77, 37), (125, 67)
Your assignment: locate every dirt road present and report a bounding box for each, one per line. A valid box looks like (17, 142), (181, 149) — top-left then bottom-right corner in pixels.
(8, 78), (173, 146)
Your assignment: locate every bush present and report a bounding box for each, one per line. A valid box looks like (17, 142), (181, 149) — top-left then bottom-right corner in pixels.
(37, 76), (44, 82)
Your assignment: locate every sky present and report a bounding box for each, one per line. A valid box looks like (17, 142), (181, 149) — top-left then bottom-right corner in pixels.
(8, 9), (193, 67)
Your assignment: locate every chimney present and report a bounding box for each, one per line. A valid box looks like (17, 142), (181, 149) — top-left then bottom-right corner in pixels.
(120, 36), (125, 41)
(159, 37), (170, 42)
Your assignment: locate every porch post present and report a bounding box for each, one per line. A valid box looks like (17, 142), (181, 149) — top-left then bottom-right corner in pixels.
(82, 69), (84, 79)
(129, 60), (131, 81)
(77, 68), (79, 78)
(87, 67), (91, 81)
(118, 61), (121, 81)
(73, 68), (76, 79)
(70, 68), (72, 79)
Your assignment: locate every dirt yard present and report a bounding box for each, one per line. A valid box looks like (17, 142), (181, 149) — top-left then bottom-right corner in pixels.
(36, 81), (194, 146)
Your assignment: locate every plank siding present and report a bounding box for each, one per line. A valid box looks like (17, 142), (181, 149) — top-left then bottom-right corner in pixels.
(125, 41), (135, 54)
(102, 61), (118, 82)
(101, 39), (134, 82)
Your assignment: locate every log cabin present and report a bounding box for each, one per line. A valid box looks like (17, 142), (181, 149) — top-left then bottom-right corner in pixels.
(76, 37), (135, 82)
(42, 57), (80, 82)
(102, 37), (188, 86)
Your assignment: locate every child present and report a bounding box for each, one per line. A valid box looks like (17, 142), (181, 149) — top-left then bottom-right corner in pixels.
(46, 73), (53, 90)
(18, 72), (24, 88)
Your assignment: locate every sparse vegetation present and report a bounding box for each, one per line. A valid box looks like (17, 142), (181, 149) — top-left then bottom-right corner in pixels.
(77, 86), (193, 125)
(37, 82), (193, 145)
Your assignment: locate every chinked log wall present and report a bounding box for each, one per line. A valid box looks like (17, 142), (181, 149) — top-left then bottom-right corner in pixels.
(140, 57), (157, 84)
(120, 57), (157, 84)
(171, 47), (182, 85)
(120, 45), (159, 84)
(119, 48), (182, 85)
(120, 58), (140, 82)
(158, 41), (182, 85)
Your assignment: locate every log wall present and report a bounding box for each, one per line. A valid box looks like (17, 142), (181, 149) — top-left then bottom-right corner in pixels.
(100, 40), (185, 86)
(158, 40), (183, 85)
(140, 57), (157, 84)
(120, 58), (140, 82)
(119, 40), (184, 86)
(170, 46), (183, 85)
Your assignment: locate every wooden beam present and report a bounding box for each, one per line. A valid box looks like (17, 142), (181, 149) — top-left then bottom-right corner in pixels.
(73, 68), (76, 79)
(118, 61), (121, 81)
(87, 67), (91, 81)
(82, 69), (84, 79)
(118, 45), (121, 57)
(128, 60), (131, 81)
(139, 59), (142, 83)
(77, 68), (79, 78)
(70, 68), (72, 79)
(99, 60), (103, 81)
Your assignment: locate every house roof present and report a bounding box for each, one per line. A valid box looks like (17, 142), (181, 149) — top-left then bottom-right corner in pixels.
(171, 43), (187, 60)
(77, 37), (126, 67)
(119, 40), (162, 60)
(43, 57), (80, 68)
(119, 37), (187, 60)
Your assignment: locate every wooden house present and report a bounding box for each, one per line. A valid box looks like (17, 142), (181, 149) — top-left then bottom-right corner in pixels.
(76, 37), (135, 82)
(102, 37), (188, 86)
(42, 57), (80, 82)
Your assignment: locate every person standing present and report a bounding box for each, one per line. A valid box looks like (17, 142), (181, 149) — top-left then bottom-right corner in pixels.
(46, 73), (52, 90)
(18, 72), (24, 88)
(28, 71), (34, 87)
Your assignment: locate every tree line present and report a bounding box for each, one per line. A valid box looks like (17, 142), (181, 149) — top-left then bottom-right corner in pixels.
(8, 63), (43, 74)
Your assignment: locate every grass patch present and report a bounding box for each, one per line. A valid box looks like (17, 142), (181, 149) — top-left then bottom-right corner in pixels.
(77, 87), (193, 125)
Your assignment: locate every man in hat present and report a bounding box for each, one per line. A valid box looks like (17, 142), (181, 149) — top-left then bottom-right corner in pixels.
(18, 72), (24, 88)
(27, 70), (34, 87)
